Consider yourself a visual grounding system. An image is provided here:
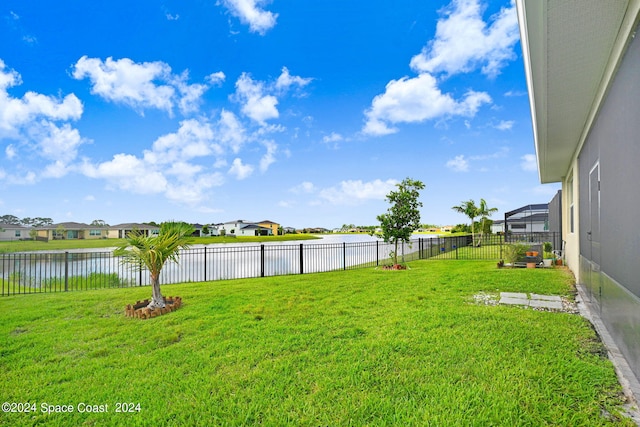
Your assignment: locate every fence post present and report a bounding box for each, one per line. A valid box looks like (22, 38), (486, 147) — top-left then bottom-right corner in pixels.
(64, 252), (69, 292)
(260, 244), (265, 277)
(204, 247), (207, 282)
(299, 244), (304, 275)
(376, 240), (379, 266)
(343, 242), (347, 270)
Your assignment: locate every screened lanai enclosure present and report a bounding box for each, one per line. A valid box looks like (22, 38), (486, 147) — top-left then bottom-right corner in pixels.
(503, 199), (563, 256)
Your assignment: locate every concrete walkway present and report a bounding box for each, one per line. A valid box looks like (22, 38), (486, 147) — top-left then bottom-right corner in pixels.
(499, 292), (564, 310)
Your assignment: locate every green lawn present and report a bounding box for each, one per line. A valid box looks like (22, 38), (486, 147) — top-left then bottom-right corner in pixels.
(0, 261), (633, 426)
(0, 234), (320, 253)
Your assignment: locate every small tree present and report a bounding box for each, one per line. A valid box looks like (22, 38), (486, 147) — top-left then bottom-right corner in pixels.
(452, 200), (479, 246)
(376, 177), (425, 266)
(55, 224), (67, 239)
(477, 198), (498, 240)
(114, 221), (194, 310)
(504, 243), (528, 267)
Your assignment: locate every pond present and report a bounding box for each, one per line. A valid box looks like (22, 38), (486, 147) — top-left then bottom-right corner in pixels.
(0, 234), (441, 293)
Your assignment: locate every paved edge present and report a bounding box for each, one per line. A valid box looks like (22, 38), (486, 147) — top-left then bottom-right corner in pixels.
(576, 284), (640, 424)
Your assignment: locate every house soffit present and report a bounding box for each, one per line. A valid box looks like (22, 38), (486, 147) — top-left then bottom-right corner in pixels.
(518, 0), (632, 183)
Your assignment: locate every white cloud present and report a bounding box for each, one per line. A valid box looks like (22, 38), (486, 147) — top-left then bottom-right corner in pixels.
(73, 56), (214, 116)
(207, 71), (226, 86)
(86, 155), (224, 205)
(81, 153), (168, 194)
(322, 132), (343, 143)
(504, 90), (526, 97)
(218, 0), (278, 35)
(275, 67), (312, 93)
(73, 56), (175, 114)
(79, 117), (229, 204)
(362, 0), (518, 137)
(30, 121), (87, 178)
(6, 11), (37, 45)
(228, 158), (254, 179)
(363, 73), (491, 136)
(144, 119), (215, 165)
(494, 120), (514, 130)
(33, 122), (83, 164)
(446, 155), (469, 172)
(0, 60), (86, 180)
(521, 154), (537, 172)
(172, 71), (209, 115)
(232, 69), (312, 125)
(318, 179), (398, 205)
(217, 110), (246, 153)
(5, 144), (16, 159)
(409, 0), (519, 78)
(76, 108), (278, 206)
(164, 173), (225, 204)
(0, 60), (82, 135)
(234, 72), (279, 124)
(259, 140), (277, 172)
(290, 181), (316, 194)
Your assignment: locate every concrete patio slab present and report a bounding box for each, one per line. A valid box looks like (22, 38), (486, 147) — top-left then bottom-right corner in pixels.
(500, 292), (528, 299)
(499, 296), (530, 306)
(530, 293), (562, 302)
(530, 299), (563, 310)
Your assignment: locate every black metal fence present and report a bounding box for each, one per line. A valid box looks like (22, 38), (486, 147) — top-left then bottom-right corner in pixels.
(0, 233), (560, 296)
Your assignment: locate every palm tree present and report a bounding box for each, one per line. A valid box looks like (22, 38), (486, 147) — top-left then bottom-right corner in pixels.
(114, 221), (194, 310)
(477, 198), (498, 241)
(452, 199), (479, 247)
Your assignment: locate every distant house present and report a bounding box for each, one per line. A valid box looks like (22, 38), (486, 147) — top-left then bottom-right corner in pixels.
(0, 223), (31, 241)
(108, 223), (160, 239)
(222, 220), (275, 236)
(199, 223), (222, 237)
(191, 223), (204, 237)
(258, 220), (280, 236)
(36, 222), (97, 240)
(307, 227), (330, 234)
(491, 221), (505, 234)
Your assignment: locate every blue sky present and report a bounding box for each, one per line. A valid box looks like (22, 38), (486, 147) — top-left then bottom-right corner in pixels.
(0, 0), (559, 229)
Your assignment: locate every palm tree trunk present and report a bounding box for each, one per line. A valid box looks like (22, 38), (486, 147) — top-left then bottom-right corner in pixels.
(148, 274), (166, 309)
(471, 221), (476, 247)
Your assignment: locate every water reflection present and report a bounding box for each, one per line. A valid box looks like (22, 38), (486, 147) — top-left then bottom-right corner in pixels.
(1, 234), (439, 293)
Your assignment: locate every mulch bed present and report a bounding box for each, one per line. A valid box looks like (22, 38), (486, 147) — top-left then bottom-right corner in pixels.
(125, 296), (182, 319)
(381, 264), (407, 270)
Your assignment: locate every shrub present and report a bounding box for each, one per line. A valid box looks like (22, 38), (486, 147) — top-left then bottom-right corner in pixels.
(504, 243), (529, 266)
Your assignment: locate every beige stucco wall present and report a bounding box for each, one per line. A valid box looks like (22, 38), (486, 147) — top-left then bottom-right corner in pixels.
(562, 163), (580, 282)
